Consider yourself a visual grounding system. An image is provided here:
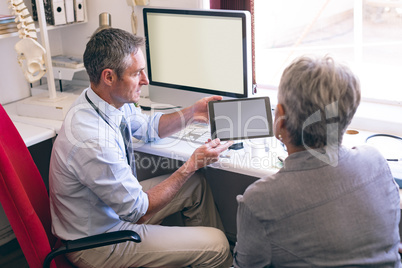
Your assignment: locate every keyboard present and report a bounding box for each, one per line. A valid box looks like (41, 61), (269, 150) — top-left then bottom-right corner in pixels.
(170, 123), (211, 144)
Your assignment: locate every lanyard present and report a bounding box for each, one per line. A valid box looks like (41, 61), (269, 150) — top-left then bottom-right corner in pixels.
(85, 91), (112, 128)
(85, 91), (132, 166)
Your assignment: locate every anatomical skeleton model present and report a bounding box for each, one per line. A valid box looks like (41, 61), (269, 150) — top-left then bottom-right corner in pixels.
(9, 0), (46, 83)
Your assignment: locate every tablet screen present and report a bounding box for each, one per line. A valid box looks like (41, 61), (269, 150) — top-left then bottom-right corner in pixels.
(208, 97), (273, 141)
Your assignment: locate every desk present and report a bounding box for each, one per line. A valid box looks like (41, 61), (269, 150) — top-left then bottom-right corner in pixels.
(134, 126), (391, 178)
(4, 97), (402, 244)
(3, 101), (63, 134)
(134, 136), (284, 178)
(13, 122), (55, 147)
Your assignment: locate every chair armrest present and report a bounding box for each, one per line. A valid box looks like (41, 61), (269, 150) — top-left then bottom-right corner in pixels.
(43, 230), (141, 268)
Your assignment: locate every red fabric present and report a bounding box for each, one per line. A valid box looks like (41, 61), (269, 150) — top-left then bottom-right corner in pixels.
(0, 104), (71, 268)
(210, 0), (251, 12)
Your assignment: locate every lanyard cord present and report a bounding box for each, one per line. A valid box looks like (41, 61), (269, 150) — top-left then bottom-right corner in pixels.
(85, 91), (113, 129)
(85, 91), (132, 166)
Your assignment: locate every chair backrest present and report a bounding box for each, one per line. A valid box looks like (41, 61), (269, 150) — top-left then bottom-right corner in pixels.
(0, 104), (66, 268)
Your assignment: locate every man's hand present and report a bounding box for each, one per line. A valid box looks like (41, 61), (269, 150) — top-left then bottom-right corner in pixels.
(191, 95), (222, 124)
(183, 138), (234, 173)
(158, 95), (222, 138)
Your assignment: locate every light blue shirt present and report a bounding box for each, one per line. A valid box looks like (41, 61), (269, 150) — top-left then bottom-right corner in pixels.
(49, 88), (163, 240)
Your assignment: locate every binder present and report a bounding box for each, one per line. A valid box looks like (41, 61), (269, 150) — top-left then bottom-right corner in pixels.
(51, 0), (67, 25)
(64, 0), (75, 23)
(31, 0), (38, 21)
(74, 0), (85, 22)
(31, 0), (54, 25)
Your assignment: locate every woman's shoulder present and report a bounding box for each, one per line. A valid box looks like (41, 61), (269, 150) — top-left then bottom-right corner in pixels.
(241, 173), (283, 203)
(347, 144), (387, 163)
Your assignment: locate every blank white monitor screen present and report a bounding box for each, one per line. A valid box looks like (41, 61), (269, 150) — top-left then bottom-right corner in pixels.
(143, 8), (252, 99)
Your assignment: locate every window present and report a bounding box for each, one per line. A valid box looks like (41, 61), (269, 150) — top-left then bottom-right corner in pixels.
(254, 0), (402, 105)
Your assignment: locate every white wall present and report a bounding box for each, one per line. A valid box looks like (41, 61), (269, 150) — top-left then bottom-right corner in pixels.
(0, 37), (32, 104)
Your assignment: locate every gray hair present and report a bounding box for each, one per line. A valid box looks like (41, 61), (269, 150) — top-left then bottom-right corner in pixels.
(83, 28), (145, 85)
(278, 56), (361, 148)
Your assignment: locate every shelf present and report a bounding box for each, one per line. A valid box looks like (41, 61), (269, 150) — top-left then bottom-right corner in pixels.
(0, 20), (87, 40)
(1, 0), (88, 40)
(31, 79), (88, 96)
(38, 20), (87, 31)
(51, 66), (86, 81)
(0, 31), (19, 39)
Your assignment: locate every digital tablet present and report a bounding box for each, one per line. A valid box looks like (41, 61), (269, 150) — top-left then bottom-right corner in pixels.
(208, 97), (273, 141)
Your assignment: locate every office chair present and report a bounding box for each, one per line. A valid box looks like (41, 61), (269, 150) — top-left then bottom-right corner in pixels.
(0, 104), (141, 268)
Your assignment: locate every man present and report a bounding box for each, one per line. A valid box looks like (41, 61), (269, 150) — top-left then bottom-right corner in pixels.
(49, 28), (233, 268)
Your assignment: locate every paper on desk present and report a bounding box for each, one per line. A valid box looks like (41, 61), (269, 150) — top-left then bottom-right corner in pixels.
(389, 161), (402, 180)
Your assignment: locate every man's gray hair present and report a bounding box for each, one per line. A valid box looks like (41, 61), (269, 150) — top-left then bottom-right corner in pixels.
(83, 28), (145, 85)
(278, 55), (361, 148)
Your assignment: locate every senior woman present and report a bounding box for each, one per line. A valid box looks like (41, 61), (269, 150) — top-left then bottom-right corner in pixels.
(233, 56), (401, 267)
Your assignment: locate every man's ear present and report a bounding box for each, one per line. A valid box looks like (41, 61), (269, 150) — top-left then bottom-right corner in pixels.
(100, 69), (114, 86)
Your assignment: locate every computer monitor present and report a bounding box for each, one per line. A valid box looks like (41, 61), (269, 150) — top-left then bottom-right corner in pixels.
(143, 8), (254, 108)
